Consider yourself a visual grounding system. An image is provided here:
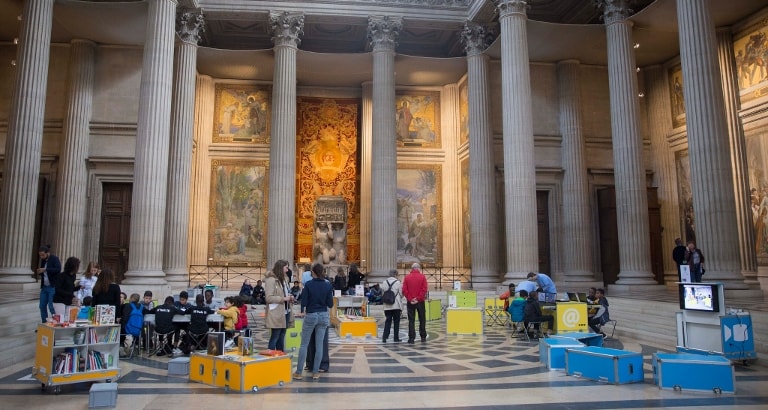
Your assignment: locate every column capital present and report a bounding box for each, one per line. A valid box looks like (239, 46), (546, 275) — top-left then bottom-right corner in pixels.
(176, 9), (205, 45)
(596, 0), (634, 25)
(269, 11), (304, 48)
(367, 16), (402, 52)
(461, 21), (496, 56)
(494, 0), (528, 18)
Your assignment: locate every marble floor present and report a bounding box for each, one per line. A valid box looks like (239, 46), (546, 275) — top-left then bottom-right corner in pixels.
(4, 317), (768, 410)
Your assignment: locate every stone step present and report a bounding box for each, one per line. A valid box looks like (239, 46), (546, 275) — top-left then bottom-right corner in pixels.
(0, 334), (37, 368)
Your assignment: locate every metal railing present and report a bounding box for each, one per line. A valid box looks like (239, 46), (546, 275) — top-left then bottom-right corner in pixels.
(396, 264), (473, 290)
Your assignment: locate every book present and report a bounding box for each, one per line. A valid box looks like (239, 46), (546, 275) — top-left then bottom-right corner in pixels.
(95, 305), (116, 325)
(239, 336), (253, 356)
(207, 332), (225, 356)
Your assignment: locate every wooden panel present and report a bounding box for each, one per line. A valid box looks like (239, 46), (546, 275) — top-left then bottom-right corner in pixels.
(99, 183), (132, 282)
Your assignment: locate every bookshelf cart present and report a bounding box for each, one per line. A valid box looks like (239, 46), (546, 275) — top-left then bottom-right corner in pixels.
(33, 323), (121, 394)
(331, 296), (377, 337)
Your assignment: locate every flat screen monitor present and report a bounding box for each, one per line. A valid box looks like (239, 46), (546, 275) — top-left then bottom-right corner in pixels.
(577, 292), (588, 303)
(678, 283), (720, 313)
(538, 292), (557, 303)
(567, 292), (579, 302)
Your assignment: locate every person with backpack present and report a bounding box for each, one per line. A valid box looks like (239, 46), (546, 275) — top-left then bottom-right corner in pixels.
(121, 293), (144, 356)
(381, 269), (403, 343)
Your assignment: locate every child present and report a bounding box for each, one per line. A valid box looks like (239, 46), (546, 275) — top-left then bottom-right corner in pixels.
(290, 281), (301, 301)
(217, 296), (240, 348)
(77, 296), (93, 320)
(181, 294), (213, 355)
(140, 290), (154, 311)
(147, 296), (183, 356)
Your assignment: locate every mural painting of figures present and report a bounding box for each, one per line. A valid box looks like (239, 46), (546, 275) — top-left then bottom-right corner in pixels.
(746, 131), (768, 263)
(675, 151), (696, 244)
(208, 160), (268, 264)
(213, 84), (271, 143)
(396, 165), (442, 265)
(734, 22), (768, 104)
(394, 92), (441, 148)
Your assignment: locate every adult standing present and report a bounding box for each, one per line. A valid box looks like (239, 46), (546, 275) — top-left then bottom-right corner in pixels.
(381, 269), (403, 343)
(78, 261), (99, 300)
(91, 268), (122, 322)
(402, 263), (428, 344)
(526, 272), (557, 294)
(36, 245), (61, 323)
(294, 263), (333, 381)
(264, 259), (294, 351)
(333, 267), (349, 295)
(53, 257), (80, 318)
(347, 263), (365, 294)
(683, 241), (706, 283)
(671, 238), (687, 281)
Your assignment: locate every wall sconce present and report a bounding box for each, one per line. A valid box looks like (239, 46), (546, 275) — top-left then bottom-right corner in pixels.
(633, 43), (640, 49)
(638, 92), (645, 98)
(13, 38), (19, 45)
(636, 67), (640, 72)
(11, 60), (16, 66)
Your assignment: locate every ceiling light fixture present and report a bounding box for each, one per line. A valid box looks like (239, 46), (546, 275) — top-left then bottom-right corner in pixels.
(633, 43), (640, 49)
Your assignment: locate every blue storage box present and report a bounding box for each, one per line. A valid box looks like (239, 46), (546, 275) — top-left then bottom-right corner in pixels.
(555, 332), (603, 347)
(565, 346), (644, 385)
(539, 337), (585, 370)
(168, 357), (190, 376)
(653, 353), (735, 394)
(89, 382), (118, 408)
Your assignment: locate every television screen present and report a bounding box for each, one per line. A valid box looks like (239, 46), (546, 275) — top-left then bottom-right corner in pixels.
(538, 292), (557, 303)
(678, 283), (720, 312)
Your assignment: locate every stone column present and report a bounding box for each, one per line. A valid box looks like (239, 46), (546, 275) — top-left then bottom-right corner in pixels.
(644, 65), (681, 287)
(494, 0), (538, 282)
(164, 9), (204, 288)
(189, 75), (215, 267)
(717, 28), (758, 286)
(266, 11), (303, 269)
(557, 60), (594, 283)
(359, 82), (373, 271)
(367, 16), (401, 284)
(0, 0), (54, 285)
(676, 0), (748, 291)
(53, 40), (96, 263)
(598, 0), (655, 284)
(122, 0), (178, 286)
(461, 21), (500, 288)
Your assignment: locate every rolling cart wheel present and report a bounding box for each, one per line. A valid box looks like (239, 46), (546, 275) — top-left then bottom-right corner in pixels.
(278, 381), (284, 386)
(713, 387), (722, 395)
(673, 385), (681, 392)
(252, 386), (259, 392)
(40, 383), (46, 391)
(54, 386), (61, 395)
(742, 360), (749, 366)
(106, 379), (112, 383)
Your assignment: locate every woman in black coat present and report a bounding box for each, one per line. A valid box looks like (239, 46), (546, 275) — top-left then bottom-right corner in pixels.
(53, 257), (81, 316)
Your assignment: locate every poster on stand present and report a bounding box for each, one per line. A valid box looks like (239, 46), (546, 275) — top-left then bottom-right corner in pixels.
(680, 265), (691, 283)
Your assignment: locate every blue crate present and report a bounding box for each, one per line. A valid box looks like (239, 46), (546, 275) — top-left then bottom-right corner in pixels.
(565, 346), (643, 385)
(554, 332), (604, 347)
(539, 337), (585, 370)
(89, 382), (118, 408)
(653, 353), (735, 394)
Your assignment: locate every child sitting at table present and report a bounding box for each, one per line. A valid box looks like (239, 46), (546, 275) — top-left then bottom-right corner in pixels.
(147, 296), (183, 356)
(181, 294), (213, 354)
(217, 296), (240, 348)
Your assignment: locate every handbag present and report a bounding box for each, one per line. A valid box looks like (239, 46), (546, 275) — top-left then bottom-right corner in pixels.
(286, 308), (295, 329)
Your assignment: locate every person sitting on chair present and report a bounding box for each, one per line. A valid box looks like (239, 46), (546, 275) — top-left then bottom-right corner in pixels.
(146, 296), (183, 356)
(523, 291), (554, 338)
(367, 283), (382, 305)
(498, 283), (516, 311)
(588, 288), (610, 337)
(182, 294), (213, 355)
(508, 289), (527, 331)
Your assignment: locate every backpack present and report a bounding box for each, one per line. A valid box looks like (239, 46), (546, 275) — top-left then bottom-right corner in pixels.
(125, 303), (143, 337)
(382, 279), (397, 305)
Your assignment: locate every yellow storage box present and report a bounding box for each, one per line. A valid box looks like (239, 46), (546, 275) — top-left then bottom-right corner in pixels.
(446, 308), (483, 335)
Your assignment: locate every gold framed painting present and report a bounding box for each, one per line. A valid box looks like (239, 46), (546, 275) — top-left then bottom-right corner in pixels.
(395, 91), (441, 148)
(213, 84), (271, 143)
(397, 164), (442, 265)
(668, 64), (686, 128)
(208, 160), (269, 264)
(734, 20), (768, 103)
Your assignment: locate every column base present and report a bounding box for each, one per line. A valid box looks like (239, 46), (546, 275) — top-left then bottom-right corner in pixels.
(503, 271), (533, 283)
(0, 281), (41, 291)
(615, 270), (658, 285)
(723, 288), (765, 299)
(164, 269), (190, 291)
(119, 283), (173, 302)
(607, 283), (666, 295)
(121, 269), (168, 286)
(0, 267), (37, 286)
(561, 279), (604, 290)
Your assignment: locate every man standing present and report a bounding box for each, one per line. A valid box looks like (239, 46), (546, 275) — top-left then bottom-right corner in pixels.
(526, 272), (557, 294)
(402, 263), (428, 344)
(684, 241), (705, 283)
(672, 238), (687, 281)
(36, 245), (61, 323)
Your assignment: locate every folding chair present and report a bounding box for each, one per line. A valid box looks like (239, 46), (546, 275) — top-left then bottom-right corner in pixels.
(120, 332), (141, 359)
(484, 297), (503, 327)
(150, 329), (176, 356)
(521, 320), (545, 342)
(184, 331), (209, 354)
(601, 320), (617, 339)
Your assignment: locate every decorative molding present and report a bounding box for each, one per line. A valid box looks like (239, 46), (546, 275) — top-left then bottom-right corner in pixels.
(461, 20), (496, 56)
(269, 11), (305, 48)
(494, 0), (528, 18)
(176, 8), (205, 45)
(595, 0), (633, 25)
(367, 15), (403, 51)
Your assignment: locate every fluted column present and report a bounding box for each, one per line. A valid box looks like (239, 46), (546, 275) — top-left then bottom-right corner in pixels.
(123, 0), (178, 285)
(0, 0), (54, 284)
(367, 16), (401, 284)
(494, 0), (538, 282)
(53, 40), (96, 263)
(557, 60), (594, 283)
(461, 22), (500, 288)
(360, 82), (373, 271)
(164, 9), (204, 288)
(598, 0), (655, 284)
(189, 76), (215, 267)
(266, 11), (303, 268)
(717, 27), (758, 286)
(645, 65), (681, 287)
(676, 0), (747, 290)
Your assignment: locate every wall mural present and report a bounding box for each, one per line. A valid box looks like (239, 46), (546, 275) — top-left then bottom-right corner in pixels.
(746, 129), (768, 265)
(460, 157), (471, 266)
(397, 164), (442, 265)
(668, 64), (686, 128)
(208, 160), (269, 264)
(395, 91), (441, 148)
(675, 150), (696, 244)
(735, 19), (768, 104)
(295, 98), (360, 263)
(213, 84), (271, 143)
(459, 81), (469, 146)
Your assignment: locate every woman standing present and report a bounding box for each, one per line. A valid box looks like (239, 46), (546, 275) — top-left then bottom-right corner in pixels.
(78, 262), (99, 300)
(294, 263), (333, 380)
(53, 257), (81, 318)
(90, 268), (122, 322)
(264, 259), (294, 351)
(381, 269), (403, 343)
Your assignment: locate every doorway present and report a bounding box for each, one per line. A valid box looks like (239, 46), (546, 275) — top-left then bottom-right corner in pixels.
(537, 191), (551, 275)
(99, 183), (132, 283)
